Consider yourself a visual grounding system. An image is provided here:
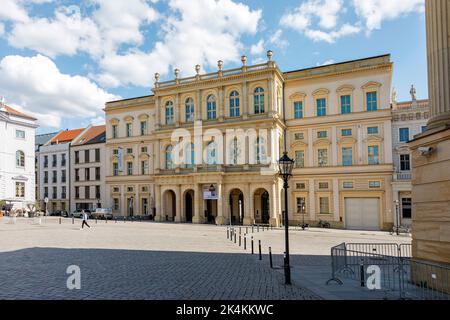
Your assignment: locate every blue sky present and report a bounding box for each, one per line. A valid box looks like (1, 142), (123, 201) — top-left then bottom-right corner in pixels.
(0, 0), (426, 134)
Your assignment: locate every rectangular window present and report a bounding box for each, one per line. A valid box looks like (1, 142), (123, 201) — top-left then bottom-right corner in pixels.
(52, 186), (57, 199)
(15, 182), (25, 198)
(95, 149), (100, 162)
(95, 167), (100, 180)
(296, 197), (306, 214)
(343, 181), (354, 189)
(44, 155), (48, 168)
(126, 123), (132, 137)
(317, 131), (328, 138)
(61, 186), (66, 199)
(127, 148), (133, 154)
(294, 133), (304, 140)
(113, 149), (119, 155)
(85, 168), (90, 181)
(113, 198), (120, 211)
(85, 186), (90, 199)
(95, 186), (101, 199)
(127, 162), (133, 176)
(75, 169), (80, 182)
(341, 129), (352, 136)
(140, 121), (148, 136)
(112, 125), (118, 139)
(340, 95), (351, 114)
(141, 147), (148, 153)
(52, 171), (57, 183)
(399, 128), (410, 142)
(75, 151), (79, 164)
(113, 187), (120, 193)
(319, 197), (330, 214)
(369, 181), (381, 188)
(44, 171), (48, 184)
(61, 170), (66, 183)
(113, 163), (119, 176)
(141, 160), (149, 175)
(368, 146), (380, 165)
(422, 126), (427, 133)
(318, 149), (328, 167)
(401, 198), (412, 219)
(16, 130), (25, 139)
(61, 153), (66, 167)
(367, 92), (378, 111)
(75, 187), (80, 199)
(52, 154), (57, 167)
(294, 101), (303, 119)
(296, 183), (306, 190)
(84, 150), (90, 163)
(44, 187), (48, 198)
(295, 151), (305, 168)
(368, 126), (379, 135)
(400, 154), (411, 171)
(342, 147), (353, 166)
(316, 98), (327, 117)
(319, 182), (329, 189)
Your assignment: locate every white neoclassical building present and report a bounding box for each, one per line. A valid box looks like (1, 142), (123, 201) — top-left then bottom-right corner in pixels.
(0, 101), (38, 210)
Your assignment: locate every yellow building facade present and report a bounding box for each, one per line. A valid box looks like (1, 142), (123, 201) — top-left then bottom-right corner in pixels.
(105, 53), (395, 230)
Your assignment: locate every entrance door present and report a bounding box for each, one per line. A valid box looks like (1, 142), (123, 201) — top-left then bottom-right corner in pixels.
(345, 198), (380, 231)
(185, 192), (193, 223)
(261, 192), (270, 224)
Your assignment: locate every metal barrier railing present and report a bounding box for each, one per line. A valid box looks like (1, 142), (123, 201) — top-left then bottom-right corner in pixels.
(327, 242), (450, 300)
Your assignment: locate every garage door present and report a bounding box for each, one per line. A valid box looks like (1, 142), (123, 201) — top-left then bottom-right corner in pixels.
(345, 198), (380, 231)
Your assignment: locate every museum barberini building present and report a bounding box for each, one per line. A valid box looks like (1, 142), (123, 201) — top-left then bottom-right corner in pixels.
(105, 52), (395, 231)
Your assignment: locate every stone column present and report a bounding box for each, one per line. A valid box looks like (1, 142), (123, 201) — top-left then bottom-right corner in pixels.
(193, 184), (204, 224)
(175, 93), (181, 127)
(154, 184), (162, 222)
(215, 183), (227, 225)
(269, 183), (279, 227)
(242, 81), (248, 119)
(196, 90), (202, 121)
(219, 86), (224, 122)
(244, 183), (254, 225)
(155, 96), (160, 130)
(174, 185), (182, 222)
(426, 0), (450, 129)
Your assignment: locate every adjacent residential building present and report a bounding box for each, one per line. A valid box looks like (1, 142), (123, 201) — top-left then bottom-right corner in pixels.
(38, 128), (85, 213)
(104, 53), (396, 231)
(0, 101), (38, 209)
(35, 132), (59, 207)
(391, 89), (429, 227)
(70, 125), (106, 212)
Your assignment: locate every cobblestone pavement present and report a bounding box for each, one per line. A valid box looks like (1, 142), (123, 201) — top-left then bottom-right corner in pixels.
(0, 218), (319, 300)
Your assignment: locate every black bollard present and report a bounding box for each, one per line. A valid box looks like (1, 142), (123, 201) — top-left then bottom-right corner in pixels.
(259, 240), (262, 260)
(269, 247), (273, 269)
(244, 234), (247, 250)
(246, 227), (248, 234)
(227, 228), (229, 239)
(239, 235), (241, 247)
(251, 236), (254, 254)
(234, 232), (236, 244)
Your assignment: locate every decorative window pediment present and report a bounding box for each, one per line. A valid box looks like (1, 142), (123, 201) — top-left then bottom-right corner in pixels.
(138, 114), (149, 121)
(124, 115), (134, 122)
(139, 153), (150, 161)
(364, 135), (384, 143)
(291, 141), (308, 148)
(110, 118), (120, 125)
(125, 154), (134, 161)
(289, 92), (307, 100)
(362, 81), (382, 90)
(111, 155), (119, 162)
(337, 136), (357, 145)
(336, 85), (355, 93)
(313, 138), (331, 146)
(312, 88), (330, 97)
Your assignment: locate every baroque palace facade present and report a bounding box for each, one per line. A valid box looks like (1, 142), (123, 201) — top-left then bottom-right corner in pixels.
(105, 52), (395, 230)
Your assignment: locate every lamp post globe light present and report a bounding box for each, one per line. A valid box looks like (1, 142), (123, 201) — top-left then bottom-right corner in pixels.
(278, 151), (295, 285)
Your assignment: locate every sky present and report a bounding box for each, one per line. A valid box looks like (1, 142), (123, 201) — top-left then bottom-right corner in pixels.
(0, 0), (427, 134)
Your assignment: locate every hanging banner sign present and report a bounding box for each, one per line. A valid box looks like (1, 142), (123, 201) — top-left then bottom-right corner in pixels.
(118, 147), (123, 172)
(203, 184), (218, 200)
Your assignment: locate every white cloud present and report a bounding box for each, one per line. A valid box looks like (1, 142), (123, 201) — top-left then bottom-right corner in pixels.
(91, 116), (106, 126)
(96, 0), (262, 87)
(0, 23), (4, 36)
(268, 29), (289, 49)
(0, 54), (119, 128)
(6, 0), (159, 58)
(250, 40), (264, 55)
(316, 59), (335, 66)
(353, 0), (425, 32)
(0, 0), (30, 23)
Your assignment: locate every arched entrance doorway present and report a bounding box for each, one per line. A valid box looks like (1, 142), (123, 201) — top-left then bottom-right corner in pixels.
(254, 188), (270, 224)
(184, 189), (194, 223)
(162, 190), (176, 222)
(229, 189), (244, 225)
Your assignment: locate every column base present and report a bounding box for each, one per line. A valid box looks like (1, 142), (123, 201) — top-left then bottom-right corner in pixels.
(269, 217), (280, 227)
(175, 216), (184, 223)
(215, 216), (229, 225)
(193, 215), (206, 224)
(154, 215), (162, 222)
(243, 217), (255, 226)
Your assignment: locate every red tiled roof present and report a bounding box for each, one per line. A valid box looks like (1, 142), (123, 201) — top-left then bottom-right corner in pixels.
(2, 105), (37, 121)
(72, 125), (106, 146)
(49, 128), (85, 144)
(397, 99), (429, 109)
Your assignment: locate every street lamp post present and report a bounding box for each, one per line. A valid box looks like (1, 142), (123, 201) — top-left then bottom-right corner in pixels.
(300, 198), (306, 230)
(278, 152), (295, 285)
(394, 200), (400, 236)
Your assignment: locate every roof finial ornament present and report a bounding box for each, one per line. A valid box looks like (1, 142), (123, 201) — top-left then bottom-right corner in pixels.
(267, 50), (273, 61)
(410, 84), (417, 101)
(218, 60), (223, 71)
(241, 55), (247, 66)
(154, 73), (160, 88)
(391, 87), (397, 109)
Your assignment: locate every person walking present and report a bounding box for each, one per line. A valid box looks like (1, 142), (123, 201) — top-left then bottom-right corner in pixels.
(80, 210), (91, 230)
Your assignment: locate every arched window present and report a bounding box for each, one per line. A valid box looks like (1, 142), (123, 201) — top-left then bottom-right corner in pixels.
(165, 145), (174, 169)
(185, 98), (194, 122)
(256, 137), (267, 164)
(206, 141), (217, 165)
(254, 87), (265, 114)
(16, 150), (25, 167)
(165, 101), (174, 125)
(207, 95), (217, 120)
(229, 91), (240, 117)
(230, 137), (240, 165)
(185, 143), (195, 168)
